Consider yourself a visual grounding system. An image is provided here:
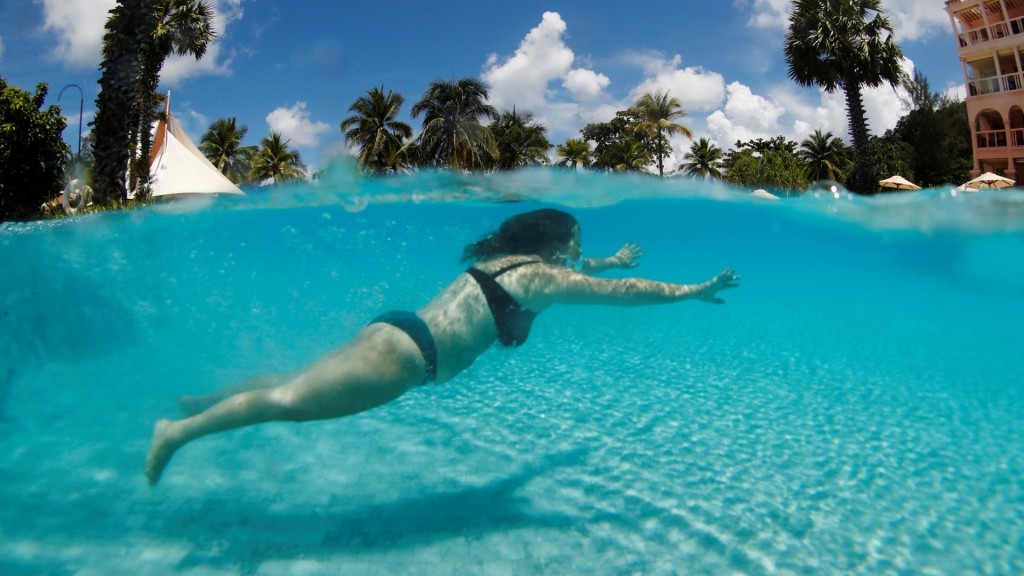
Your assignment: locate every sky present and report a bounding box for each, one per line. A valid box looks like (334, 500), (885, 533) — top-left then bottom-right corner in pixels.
(1, 0), (965, 172)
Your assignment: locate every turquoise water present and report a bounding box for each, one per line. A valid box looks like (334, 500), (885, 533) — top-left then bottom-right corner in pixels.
(2, 168), (1023, 575)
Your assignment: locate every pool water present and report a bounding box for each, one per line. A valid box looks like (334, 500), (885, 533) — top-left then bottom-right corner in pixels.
(1, 168), (1022, 575)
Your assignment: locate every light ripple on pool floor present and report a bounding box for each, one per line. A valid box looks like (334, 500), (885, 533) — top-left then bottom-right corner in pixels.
(2, 199), (1023, 575)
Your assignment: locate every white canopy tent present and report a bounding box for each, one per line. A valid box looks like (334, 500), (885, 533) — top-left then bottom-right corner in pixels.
(146, 98), (244, 198)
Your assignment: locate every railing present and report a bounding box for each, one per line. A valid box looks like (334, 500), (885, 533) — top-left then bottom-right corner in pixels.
(956, 16), (1024, 47)
(1013, 128), (1024, 146)
(977, 129), (1009, 148)
(967, 72), (1024, 95)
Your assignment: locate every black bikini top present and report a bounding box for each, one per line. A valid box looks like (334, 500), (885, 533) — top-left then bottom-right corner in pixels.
(466, 260), (544, 347)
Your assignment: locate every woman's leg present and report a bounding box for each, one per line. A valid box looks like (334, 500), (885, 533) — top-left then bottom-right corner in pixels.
(178, 372), (295, 417)
(145, 325), (426, 485)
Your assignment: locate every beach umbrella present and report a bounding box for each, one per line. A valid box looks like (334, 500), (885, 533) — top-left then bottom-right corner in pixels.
(962, 171), (1015, 189)
(878, 175), (921, 190)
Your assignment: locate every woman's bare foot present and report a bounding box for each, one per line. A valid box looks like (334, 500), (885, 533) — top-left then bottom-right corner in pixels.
(145, 419), (180, 486)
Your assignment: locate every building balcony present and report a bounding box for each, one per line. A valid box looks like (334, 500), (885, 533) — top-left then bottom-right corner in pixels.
(955, 17), (1024, 47)
(968, 71), (1023, 95)
(976, 127), (1024, 148)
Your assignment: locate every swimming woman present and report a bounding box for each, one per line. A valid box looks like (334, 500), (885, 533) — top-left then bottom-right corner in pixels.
(145, 209), (739, 485)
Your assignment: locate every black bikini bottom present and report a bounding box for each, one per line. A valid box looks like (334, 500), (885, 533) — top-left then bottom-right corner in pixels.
(368, 311), (437, 383)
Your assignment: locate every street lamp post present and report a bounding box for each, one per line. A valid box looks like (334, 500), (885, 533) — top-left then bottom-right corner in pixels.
(58, 83), (84, 164)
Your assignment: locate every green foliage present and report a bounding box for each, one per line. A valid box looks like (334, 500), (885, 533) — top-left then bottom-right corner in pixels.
(92, 0), (149, 206)
(581, 114), (659, 172)
(628, 90), (692, 176)
(92, 0), (215, 205)
(0, 78), (70, 222)
(200, 117), (256, 184)
(889, 89), (972, 187)
(799, 129), (851, 183)
(867, 134), (915, 187)
(131, 0), (216, 199)
(410, 78), (498, 170)
(784, 0), (906, 193)
(722, 137), (810, 192)
(340, 87), (413, 174)
(249, 132), (306, 184)
(489, 108), (552, 170)
(555, 138), (592, 170)
(679, 137), (724, 179)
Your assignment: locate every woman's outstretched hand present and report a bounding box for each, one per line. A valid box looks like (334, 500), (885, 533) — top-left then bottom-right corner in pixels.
(698, 268), (741, 304)
(612, 243), (644, 268)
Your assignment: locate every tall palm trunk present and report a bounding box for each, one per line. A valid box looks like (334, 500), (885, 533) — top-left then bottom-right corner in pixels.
(844, 81), (874, 193)
(656, 129), (665, 176)
(92, 0), (155, 206)
(129, 50), (165, 200)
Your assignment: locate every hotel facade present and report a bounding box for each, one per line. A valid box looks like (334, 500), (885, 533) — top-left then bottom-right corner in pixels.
(946, 0), (1024, 180)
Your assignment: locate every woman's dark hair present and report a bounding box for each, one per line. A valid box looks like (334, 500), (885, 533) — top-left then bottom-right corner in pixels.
(462, 209), (579, 262)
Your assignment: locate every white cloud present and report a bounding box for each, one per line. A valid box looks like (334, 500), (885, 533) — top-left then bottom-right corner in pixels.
(40, 0), (116, 68)
(266, 102), (330, 148)
(0, 35), (5, 63)
(739, 0), (950, 42)
(627, 54), (727, 113)
(884, 0), (952, 42)
(737, 0), (791, 30)
(38, 0), (243, 82)
(161, 0), (245, 85)
(479, 8), (919, 169)
(563, 69), (610, 101)
(705, 82), (787, 146)
(481, 11), (619, 148)
(482, 11), (577, 111)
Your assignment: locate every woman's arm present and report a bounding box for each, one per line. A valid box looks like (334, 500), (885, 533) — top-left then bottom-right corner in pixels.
(580, 243), (644, 275)
(527, 266), (740, 308)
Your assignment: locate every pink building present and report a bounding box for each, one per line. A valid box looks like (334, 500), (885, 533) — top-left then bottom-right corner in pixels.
(946, 0), (1024, 180)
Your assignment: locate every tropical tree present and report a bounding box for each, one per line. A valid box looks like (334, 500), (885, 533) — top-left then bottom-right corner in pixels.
(249, 132), (306, 184)
(130, 0), (216, 199)
(555, 138), (592, 170)
(92, 0), (215, 205)
(200, 117), (255, 184)
(603, 140), (654, 173)
(0, 78), (70, 221)
(629, 90), (692, 177)
(679, 137), (724, 179)
(798, 129), (851, 182)
(92, 0), (150, 206)
(890, 72), (971, 187)
(340, 87), (413, 174)
(784, 0), (905, 194)
(489, 108), (552, 169)
(723, 137), (810, 193)
(867, 133), (915, 187)
(409, 78), (499, 170)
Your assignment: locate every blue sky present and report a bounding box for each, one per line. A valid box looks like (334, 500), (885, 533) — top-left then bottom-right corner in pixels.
(2, 0), (964, 172)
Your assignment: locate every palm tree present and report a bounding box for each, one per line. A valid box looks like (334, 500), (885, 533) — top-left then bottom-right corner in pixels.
(200, 117), (255, 184)
(602, 140), (653, 173)
(784, 0), (905, 193)
(130, 0), (216, 198)
(630, 90), (693, 177)
(92, 0), (215, 205)
(92, 1), (150, 206)
(409, 78), (499, 170)
(555, 138), (592, 170)
(249, 133), (306, 184)
(679, 137), (724, 179)
(340, 87), (413, 174)
(489, 108), (552, 169)
(799, 129), (851, 182)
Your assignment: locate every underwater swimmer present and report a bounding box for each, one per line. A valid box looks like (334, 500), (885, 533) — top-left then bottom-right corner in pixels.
(145, 208), (739, 485)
